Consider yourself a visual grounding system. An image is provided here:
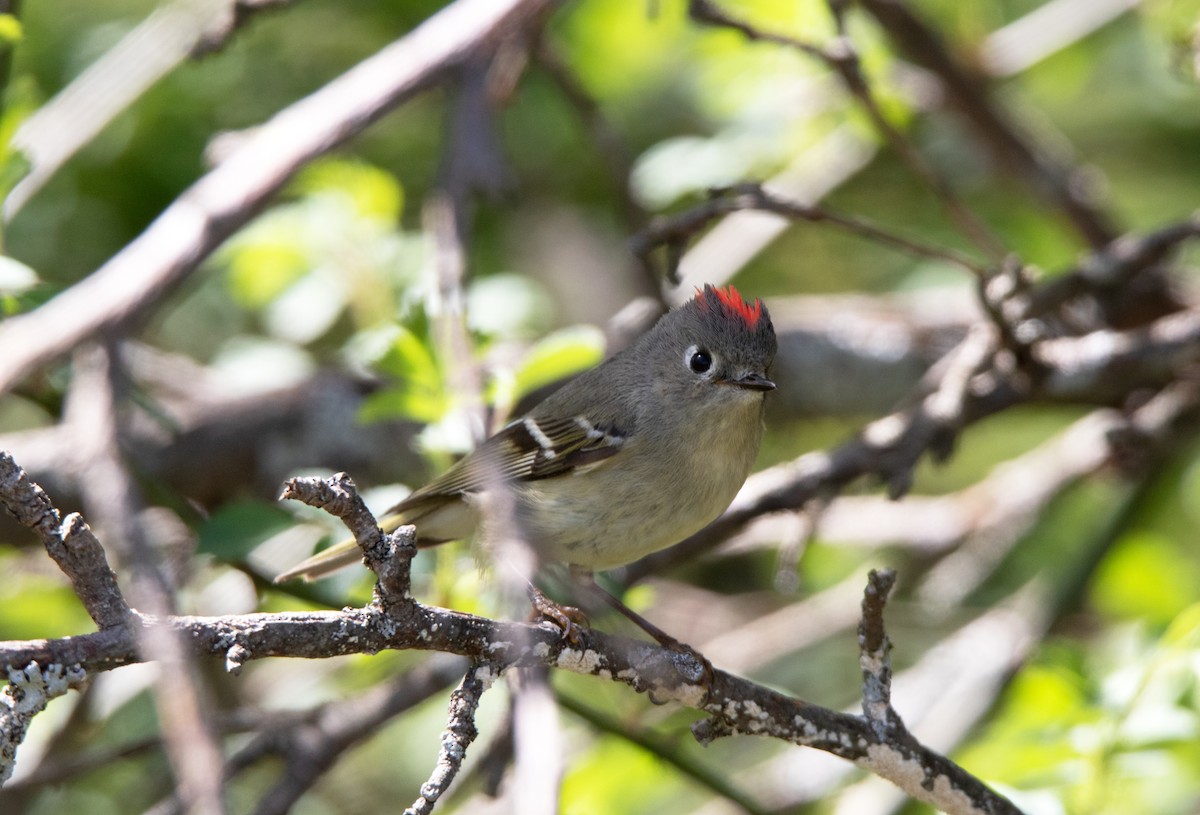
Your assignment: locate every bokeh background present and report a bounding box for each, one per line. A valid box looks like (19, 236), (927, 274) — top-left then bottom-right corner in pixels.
(2, 1), (1200, 813)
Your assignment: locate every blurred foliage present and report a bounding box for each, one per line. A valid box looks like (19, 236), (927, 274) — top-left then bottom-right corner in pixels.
(1, 1), (1199, 814)
(957, 612), (1200, 815)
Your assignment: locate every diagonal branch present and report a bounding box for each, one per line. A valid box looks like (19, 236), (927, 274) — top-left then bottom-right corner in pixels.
(0, 0), (556, 396)
(631, 183), (989, 280)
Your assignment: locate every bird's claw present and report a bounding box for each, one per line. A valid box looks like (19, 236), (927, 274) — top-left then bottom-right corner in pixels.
(527, 586), (590, 645)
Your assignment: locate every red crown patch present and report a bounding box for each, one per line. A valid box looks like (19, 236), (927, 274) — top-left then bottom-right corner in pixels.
(695, 284), (764, 328)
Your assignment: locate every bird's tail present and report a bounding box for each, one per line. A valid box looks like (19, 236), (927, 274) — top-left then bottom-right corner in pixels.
(273, 513), (409, 583)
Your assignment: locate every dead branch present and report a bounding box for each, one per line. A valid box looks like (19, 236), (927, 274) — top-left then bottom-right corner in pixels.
(0, 458), (1024, 815)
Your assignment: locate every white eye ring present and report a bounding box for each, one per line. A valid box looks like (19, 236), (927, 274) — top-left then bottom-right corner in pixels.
(684, 344), (714, 375)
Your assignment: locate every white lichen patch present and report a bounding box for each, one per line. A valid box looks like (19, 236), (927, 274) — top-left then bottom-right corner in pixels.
(474, 664), (501, 689)
(863, 743), (976, 813)
(863, 414), (906, 447)
(675, 682), (707, 708)
(734, 699), (770, 733)
(556, 647), (603, 674)
(860, 653), (886, 675)
(531, 641), (551, 658)
(4, 662), (86, 714)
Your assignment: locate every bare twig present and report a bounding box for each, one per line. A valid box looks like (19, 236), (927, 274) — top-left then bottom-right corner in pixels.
(690, 577), (1024, 815)
(280, 472), (417, 602)
(0, 456), (1024, 815)
(508, 667), (563, 815)
(192, 0), (298, 57)
(66, 343), (228, 815)
(0, 451), (131, 630)
(405, 661), (495, 815)
(242, 656), (463, 815)
(425, 191), (489, 437)
(688, 0), (1009, 262)
(980, 0), (1139, 77)
(5, 0), (230, 218)
(857, 569), (897, 737)
(856, 0), (1120, 250)
(1027, 211), (1200, 329)
(632, 183), (989, 280)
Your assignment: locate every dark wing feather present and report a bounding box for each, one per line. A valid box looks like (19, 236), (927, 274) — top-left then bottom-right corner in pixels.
(391, 415), (625, 512)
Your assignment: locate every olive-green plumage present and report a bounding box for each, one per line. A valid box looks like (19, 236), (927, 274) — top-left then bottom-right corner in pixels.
(276, 284), (776, 582)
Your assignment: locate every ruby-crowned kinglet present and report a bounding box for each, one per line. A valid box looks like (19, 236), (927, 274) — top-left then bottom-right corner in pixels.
(276, 284), (776, 583)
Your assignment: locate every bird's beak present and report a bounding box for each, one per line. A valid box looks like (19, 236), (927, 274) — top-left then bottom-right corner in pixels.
(723, 372), (776, 391)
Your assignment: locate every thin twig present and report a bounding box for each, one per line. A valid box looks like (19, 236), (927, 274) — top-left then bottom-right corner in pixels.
(631, 182), (989, 280)
(857, 569), (897, 738)
(280, 473), (417, 602)
(405, 661), (496, 815)
(0, 452), (131, 630)
(688, 0), (1009, 262)
(857, 0), (1121, 249)
(0, 458), (1025, 815)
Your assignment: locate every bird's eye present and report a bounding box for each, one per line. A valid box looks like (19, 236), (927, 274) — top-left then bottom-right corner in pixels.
(687, 347), (713, 374)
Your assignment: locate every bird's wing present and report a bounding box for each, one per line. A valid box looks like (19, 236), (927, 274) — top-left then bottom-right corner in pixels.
(393, 415), (626, 510)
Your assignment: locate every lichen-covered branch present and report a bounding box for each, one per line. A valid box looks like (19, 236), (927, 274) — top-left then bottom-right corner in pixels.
(0, 463), (1023, 814)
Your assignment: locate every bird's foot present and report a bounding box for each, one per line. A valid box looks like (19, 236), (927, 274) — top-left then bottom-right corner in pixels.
(527, 585), (590, 645)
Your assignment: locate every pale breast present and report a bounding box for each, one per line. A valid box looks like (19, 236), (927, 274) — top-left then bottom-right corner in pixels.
(517, 399), (764, 570)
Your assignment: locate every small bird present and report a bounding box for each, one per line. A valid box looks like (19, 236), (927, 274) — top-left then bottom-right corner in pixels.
(277, 284), (776, 635)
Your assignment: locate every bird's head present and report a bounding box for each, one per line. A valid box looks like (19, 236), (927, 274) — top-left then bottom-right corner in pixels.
(650, 284), (777, 406)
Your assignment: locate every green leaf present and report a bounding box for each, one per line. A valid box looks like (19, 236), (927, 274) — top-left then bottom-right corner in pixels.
(0, 14), (22, 44)
(1090, 532), (1200, 627)
(225, 236), (310, 308)
(197, 501), (295, 562)
(359, 384), (446, 424)
(372, 324), (441, 386)
(291, 157), (404, 222)
(358, 325), (447, 423)
(0, 560), (93, 640)
(511, 325), (605, 403)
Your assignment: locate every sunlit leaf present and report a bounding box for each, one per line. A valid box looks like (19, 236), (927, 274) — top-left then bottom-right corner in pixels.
(356, 324), (447, 423)
(291, 157), (404, 222)
(225, 235), (310, 308)
(0, 571), (93, 640)
(371, 324), (442, 389)
(0, 14), (22, 44)
(1090, 532), (1200, 627)
(512, 325), (605, 403)
(360, 383), (446, 424)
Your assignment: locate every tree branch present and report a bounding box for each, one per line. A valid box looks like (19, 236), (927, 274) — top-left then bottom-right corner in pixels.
(0, 0), (556, 396)
(0, 461), (1023, 814)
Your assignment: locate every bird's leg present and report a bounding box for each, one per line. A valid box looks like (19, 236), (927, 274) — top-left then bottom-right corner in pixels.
(526, 584), (590, 645)
(571, 568), (714, 692)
